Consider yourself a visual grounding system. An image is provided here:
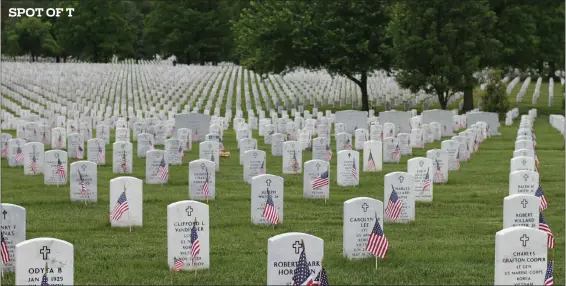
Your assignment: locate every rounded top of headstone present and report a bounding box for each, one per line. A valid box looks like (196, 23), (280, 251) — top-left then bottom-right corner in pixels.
(167, 200), (209, 209)
(268, 232), (322, 242)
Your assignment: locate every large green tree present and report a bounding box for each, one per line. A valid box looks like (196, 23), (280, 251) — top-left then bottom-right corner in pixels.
(143, 0), (233, 64)
(389, 0), (499, 110)
(233, 0), (392, 111)
(3, 17), (60, 61)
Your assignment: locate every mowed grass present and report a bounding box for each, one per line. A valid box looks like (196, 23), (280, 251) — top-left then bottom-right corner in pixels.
(0, 114), (562, 285)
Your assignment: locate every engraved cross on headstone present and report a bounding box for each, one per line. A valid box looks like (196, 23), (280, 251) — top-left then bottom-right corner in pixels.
(520, 234), (529, 247)
(316, 163), (320, 171)
(523, 174), (529, 181)
(40, 246), (51, 260)
(521, 199), (528, 208)
(361, 203), (369, 212)
(1, 209), (7, 219)
(292, 241), (302, 254)
(185, 206), (193, 216)
(266, 179), (272, 186)
(398, 176), (404, 183)
(348, 153), (351, 158)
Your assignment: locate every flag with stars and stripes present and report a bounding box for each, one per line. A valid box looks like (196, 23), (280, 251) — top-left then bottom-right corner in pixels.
(30, 153), (38, 173)
(76, 144), (84, 159)
(539, 213), (555, 249)
(97, 145), (105, 163)
(386, 185), (403, 221)
(157, 157), (169, 181)
(1, 144), (8, 157)
(311, 170), (329, 189)
(78, 171), (89, 198)
(202, 167), (210, 198)
(174, 257), (184, 271)
(455, 152), (460, 169)
(1, 232), (10, 263)
(259, 159), (265, 174)
(391, 144), (401, 160)
(190, 223), (201, 266)
(15, 146), (24, 163)
(325, 143), (332, 161)
(57, 133), (63, 149)
(544, 260), (554, 286)
(121, 153), (128, 172)
(473, 136), (479, 152)
(178, 145), (184, 162)
(422, 168), (431, 192)
(56, 158), (66, 179)
(313, 267), (329, 286)
(262, 191), (280, 225)
(367, 150), (376, 171)
(41, 271), (49, 286)
(110, 190), (129, 221)
(351, 158), (358, 179)
(535, 185), (548, 211)
(344, 138), (352, 150)
(291, 151), (300, 173)
(366, 217), (389, 259)
(292, 244), (316, 286)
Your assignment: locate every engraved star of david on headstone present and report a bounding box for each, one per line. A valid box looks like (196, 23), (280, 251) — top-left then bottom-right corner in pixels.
(208, 143), (212, 148)
(81, 164), (87, 171)
(398, 176), (404, 183)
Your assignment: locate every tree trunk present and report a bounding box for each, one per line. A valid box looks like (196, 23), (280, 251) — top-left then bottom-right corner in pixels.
(463, 85), (474, 112)
(359, 71), (369, 111)
(439, 99), (447, 110)
(437, 91), (448, 109)
(56, 56), (60, 63)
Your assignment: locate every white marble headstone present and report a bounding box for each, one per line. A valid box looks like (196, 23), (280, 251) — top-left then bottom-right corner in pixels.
(303, 160), (330, 199)
(251, 174), (284, 225)
(0, 203), (26, 273)
(384, 172), (415, 223)
(189, 159), (216, 200)
(502, 194), (540, 229)
(343, 197), (383, 260)
(109, 177), (143, 227)
(407, 157), (433, 202)
(15, 237), (74, 285)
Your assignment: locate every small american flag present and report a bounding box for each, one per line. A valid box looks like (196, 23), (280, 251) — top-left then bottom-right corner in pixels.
(291, 151), (300, 173)
(110, 190), (129, 221)
(178, 145), (184, 162)
(539, 213), (555, 249)
(422, 168), (431, 192)
(391, 144), (401, 160)
(545, 260), (554, 286)
(1, 232), (10, 263)
(174, 257), (185, 271)
(313, 267), (329, 286)
(30, 153), (38, 173)
(311, 170), (329, 189)
(157, 157), (168, 181)
(76, 144), (84, 159)
(78, 171), (89, 198)
(473, 137), (479, 152)
(1, 144), (8, 157)
(366, 216), (389, 259)
(121, 153), (128, 172)
(57, 133), (63, 148)
(455, 152), (460, 169)
(420, 133), (424, 147)
(202, 167), (210, 198)
(292, 242), (316, 286)
(466, 142), (471, 160)
(535, 185), (548, 211)
(190, 223), (201, 266)
(15, 146), (24, 163)
(219, 137), (224, 152)
(56, 158), (66, 179)
(259, 159), (265, 174)
(367, 150), (376, 171)
(386, 185), (403, 221)
(97, 145), (105, 163)
(262, 190), (280, 224)
(344, 138), (352, 149)
(434, 160), (444, 182)
(351, 158), (357, 179)
(193, 131), (199, 142)
(325, 143), (332, 161)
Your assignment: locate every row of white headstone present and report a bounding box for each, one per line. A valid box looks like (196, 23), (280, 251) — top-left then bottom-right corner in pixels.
(495, 109), (553, 285)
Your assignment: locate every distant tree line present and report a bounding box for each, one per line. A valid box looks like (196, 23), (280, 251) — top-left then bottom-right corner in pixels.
(1, 0), (564, 111)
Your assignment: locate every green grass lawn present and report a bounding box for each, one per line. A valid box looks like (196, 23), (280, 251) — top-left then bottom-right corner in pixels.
(0, 114), (563, 284)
